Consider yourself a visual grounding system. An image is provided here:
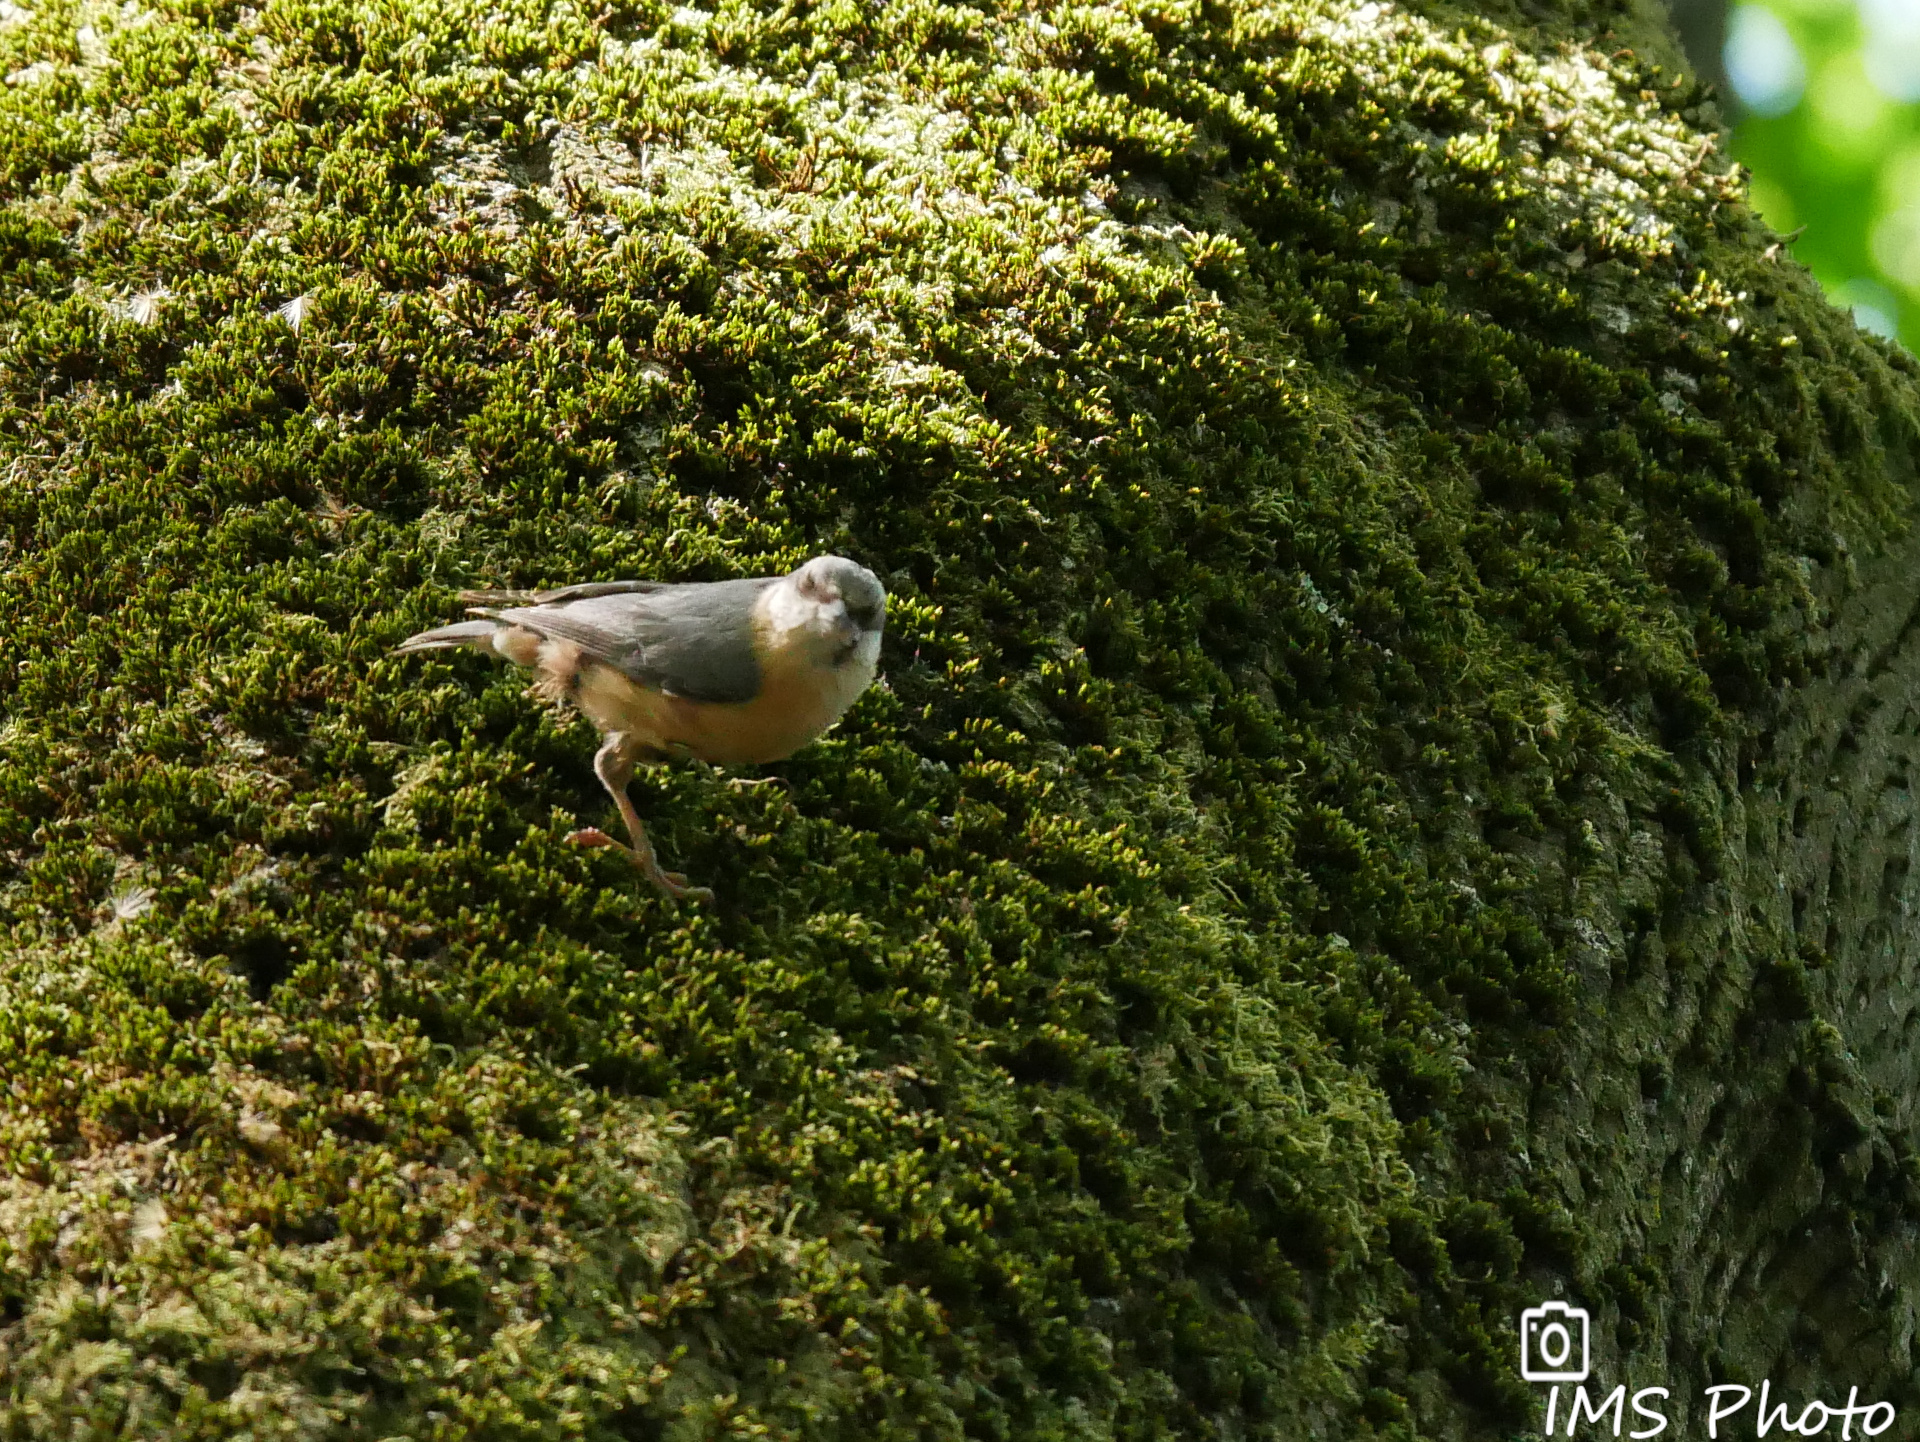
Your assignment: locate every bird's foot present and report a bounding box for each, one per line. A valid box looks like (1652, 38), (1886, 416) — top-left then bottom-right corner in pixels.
(566, 828), (712, 902)
(723, 775), (789, 792)
(659, 871), (715, 903)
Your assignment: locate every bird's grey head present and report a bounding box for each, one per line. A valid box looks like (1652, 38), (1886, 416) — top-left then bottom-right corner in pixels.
(781, 555), (886, 673)
(794, 555), (886, 633)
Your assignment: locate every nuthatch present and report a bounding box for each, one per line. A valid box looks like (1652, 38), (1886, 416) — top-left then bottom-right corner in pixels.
(395, 555), (887, 900)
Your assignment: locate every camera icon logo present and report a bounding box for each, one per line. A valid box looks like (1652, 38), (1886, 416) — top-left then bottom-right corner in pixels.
(1519, 1301), (1590, 1383)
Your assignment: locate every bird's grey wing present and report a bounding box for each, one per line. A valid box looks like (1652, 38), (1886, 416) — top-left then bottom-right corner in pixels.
(458, 579), (671, 606)
(497, 576), (777, 704)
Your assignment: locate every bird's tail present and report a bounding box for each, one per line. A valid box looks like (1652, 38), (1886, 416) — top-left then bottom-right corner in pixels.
(393, 619), (501, 655)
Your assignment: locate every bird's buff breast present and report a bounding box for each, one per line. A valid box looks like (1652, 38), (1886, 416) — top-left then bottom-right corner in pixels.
(569, 639), (876, 765)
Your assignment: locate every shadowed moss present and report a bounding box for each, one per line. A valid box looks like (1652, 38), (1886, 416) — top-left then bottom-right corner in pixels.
(0, 0), (1916, 1436)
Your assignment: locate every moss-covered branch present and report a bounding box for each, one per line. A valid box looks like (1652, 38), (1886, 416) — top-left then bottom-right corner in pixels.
(0, 0), (1915, 1435)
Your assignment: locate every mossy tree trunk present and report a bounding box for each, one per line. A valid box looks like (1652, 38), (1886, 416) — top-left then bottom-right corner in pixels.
(0, 0), (1915, 1435)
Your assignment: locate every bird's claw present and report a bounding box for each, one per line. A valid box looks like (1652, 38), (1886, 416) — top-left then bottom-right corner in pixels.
(651, 870), (715, 903)
(566, 828), (711, 903)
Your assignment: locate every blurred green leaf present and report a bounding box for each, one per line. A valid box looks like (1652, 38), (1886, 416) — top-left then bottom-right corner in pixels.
(1728, 0), (1918, 345)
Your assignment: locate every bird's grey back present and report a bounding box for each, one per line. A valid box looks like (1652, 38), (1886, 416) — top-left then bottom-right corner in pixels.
(494, 575), (776, 704)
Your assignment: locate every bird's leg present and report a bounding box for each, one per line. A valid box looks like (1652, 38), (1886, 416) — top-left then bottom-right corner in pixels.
(567, 732), (713, 902)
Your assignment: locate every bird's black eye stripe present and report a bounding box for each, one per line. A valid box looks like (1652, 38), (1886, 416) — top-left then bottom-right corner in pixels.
(847, 603), (878, 630)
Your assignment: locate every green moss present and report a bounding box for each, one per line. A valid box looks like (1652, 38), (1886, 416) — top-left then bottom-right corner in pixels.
(0, 0), (1915, 1435)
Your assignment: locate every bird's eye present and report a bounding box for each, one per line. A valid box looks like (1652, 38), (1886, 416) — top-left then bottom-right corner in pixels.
(847, 603), (878, 631)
